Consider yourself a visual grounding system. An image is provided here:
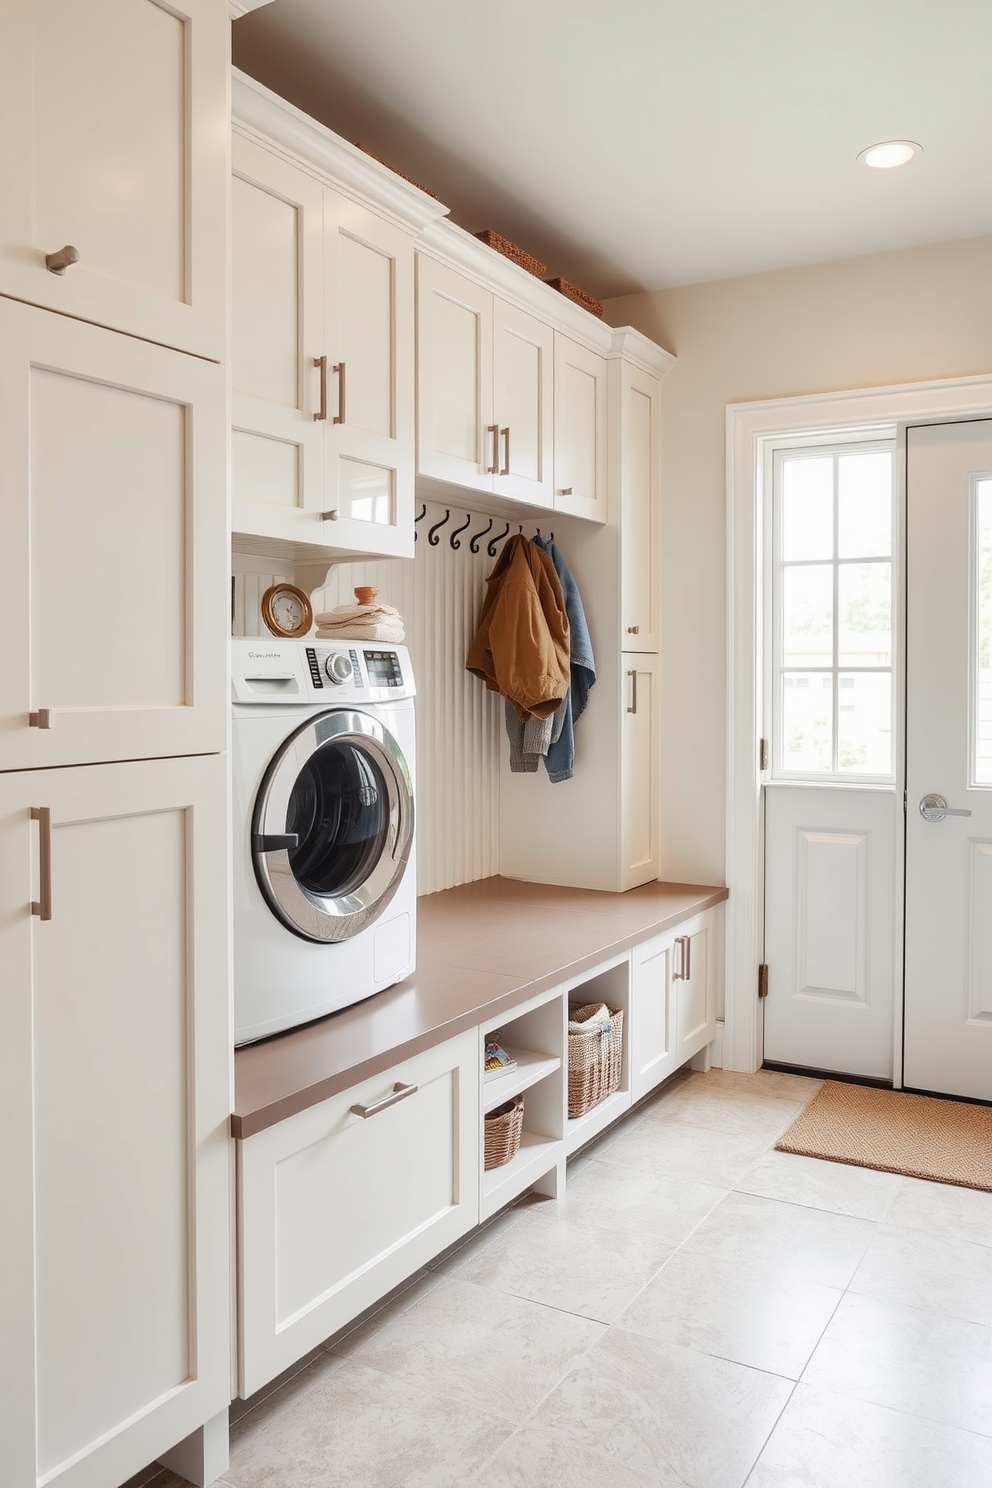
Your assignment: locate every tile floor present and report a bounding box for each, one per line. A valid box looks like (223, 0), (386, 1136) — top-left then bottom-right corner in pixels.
(130, 1067), (992, 1488)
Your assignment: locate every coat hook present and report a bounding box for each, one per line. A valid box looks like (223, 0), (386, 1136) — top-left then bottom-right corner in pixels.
(427, 508), (451, 546)
(549, 531), (554, 544)
(535, 528), (542, 539)
(414, 503), (427, 541)
(449, 512), (472, 549)
(470, 517), (494, 554)
(487, 521), (511, 557)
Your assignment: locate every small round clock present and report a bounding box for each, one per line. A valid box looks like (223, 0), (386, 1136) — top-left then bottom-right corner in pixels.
(260, 582), (314, 639)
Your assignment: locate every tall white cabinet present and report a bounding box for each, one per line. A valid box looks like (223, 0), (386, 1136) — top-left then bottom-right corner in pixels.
(0, 4), (232, 1486)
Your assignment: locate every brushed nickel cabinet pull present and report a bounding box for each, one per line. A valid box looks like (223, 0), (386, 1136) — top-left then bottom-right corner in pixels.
(313, 356), (328, 421)
(673, 935), (688, 981)
(486, 424), (499, 474)
(319, 509), (340, 521)
(29, 708), (54, 729)
(559, 486), (573, 496)
(333, 361), (346, 424)
(500, 426), (510, 476)
(627, 669), (637, 715)
(627, 625), (640, 635)
(45, 245), (80, 275)
(350, 1081), (418, 1119)
(684, 935), (691, 981)
(31, 807), (53, 921)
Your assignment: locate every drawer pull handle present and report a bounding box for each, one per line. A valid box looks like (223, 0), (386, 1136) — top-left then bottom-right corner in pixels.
(500, 426), (510, 476)
(45, 244), (80, 275)
(673, 935), (691, 981)
(627, 669), (637, 714)
(31, 806), (53, 921)
(486, 424), (499, 475)
(314, 356), (328, 421)
(334, 361), (346, 425)
(351, 1081), (419, 1119)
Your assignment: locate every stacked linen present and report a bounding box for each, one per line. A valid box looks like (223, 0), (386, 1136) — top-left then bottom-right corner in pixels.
(314, 586), (406, 643)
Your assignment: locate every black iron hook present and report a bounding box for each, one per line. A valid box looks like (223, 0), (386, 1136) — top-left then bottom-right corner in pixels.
(427, 508), (451, 546)
(487, 521), (511, 557)
(470, 517), (494, 554)
(414, 503), (427, 541)
(449, 512), (472, 549)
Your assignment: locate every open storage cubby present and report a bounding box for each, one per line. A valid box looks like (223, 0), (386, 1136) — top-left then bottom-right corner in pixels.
(564, 954), (632, 1155)
(480, 986), (565, 1219)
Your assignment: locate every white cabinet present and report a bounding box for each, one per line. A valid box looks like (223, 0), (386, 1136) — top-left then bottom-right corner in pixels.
(621, 653), (660, 888)
(673, 911), (717, 1066)
(630, 931), (677, 1103)
(0, 0), (227, 362)
(619, 360), (661, 651)
(417, 255), (555, 507)
(231, 130), (418, 561)
(0, 754), (231, 1488)
(237, 1029), (479, 1398)
(0, 298), (228, 772)
(553, 334), (608, 523)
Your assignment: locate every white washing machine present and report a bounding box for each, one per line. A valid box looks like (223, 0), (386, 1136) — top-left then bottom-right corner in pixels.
(232, 637), (416, 1045)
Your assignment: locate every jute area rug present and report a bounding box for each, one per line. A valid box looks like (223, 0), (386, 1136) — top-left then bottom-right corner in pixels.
(775, 1080), (992, 1192)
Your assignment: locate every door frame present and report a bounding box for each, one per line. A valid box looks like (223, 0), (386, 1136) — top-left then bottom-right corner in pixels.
(725, 374), (992, 1076)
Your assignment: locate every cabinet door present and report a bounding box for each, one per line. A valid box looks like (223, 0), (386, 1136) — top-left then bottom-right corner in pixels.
(674, 913), (715, 1064)
(238, 1028), (480, 1398)
(416, 255), (494, 492)
(630, 932), (677, 1101)
(0, 755), (230, 1488)
(553, 334), (608, 522)
(620, 653), (659, 889)
(619, 362), (661, 651)
(231, 133), (326, 540)
(492, 298), (555, 507)
(0, 0), (227, 362)
(0, 300), (227, 771)
(322, 186), (416, 557)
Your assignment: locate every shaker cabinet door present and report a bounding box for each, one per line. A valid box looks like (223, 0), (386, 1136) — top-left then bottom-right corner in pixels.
(620, 653), (659, 889)
(0, 299), (227, 771)
(0, 0), (227, 360)
(553, 334), (608, 523)
(416, 255), (494, 493)
(619, 362), (661, 651)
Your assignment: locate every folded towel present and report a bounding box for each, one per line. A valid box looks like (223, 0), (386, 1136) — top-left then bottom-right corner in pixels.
(314, 600), (405, 643)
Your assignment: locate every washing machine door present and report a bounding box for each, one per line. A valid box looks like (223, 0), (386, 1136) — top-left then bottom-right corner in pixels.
(251, 708), (414, 943)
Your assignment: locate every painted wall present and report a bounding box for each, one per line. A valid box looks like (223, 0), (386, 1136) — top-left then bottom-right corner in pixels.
(605, 234), (992, 884)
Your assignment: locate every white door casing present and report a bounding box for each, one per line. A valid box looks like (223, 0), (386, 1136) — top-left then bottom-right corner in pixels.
(904, 419), (992, 1100)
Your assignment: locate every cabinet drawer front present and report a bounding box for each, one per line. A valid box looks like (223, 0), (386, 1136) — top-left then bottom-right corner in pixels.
(0, 0), (227, 361)
(238, 1030), (479, 1396)
(0, 300), (227, 770)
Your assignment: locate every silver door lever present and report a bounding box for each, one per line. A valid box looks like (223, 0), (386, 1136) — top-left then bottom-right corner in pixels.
(919, 794), (972, 822)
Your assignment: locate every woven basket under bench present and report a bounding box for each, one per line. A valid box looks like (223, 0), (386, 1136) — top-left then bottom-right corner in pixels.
(567, 1003), (624, 1118)
(484, 1093), (525, 1170)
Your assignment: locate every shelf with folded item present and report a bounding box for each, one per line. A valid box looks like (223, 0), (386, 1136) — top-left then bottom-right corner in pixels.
(483, 1048), (561, 1113)
(563, 955), (632, 1155)
(480, 985), (565, 1219)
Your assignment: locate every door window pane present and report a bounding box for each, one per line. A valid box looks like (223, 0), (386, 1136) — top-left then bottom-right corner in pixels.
(838, 451), (892, 558)
(782, 456), (833, 560)
(976, 479), (992, 785)
(782, 673), (833, 773)
(838, 672), (892, 775)
(838, 562), (891, 667)
(783, 564), (833, 667)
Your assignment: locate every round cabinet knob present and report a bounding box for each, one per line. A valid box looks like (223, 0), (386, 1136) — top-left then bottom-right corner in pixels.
(324, 652), (353, 684)
(45, 244), (80, 275)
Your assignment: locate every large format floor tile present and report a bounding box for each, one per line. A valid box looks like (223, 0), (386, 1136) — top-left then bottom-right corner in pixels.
(849, 1223), (992, 1326)
(594, 1112), (775, 1187)
(333, 1275), (605, 1422)
(681, 1191), (876, 1288)
(531, 1326), (793, 1488)
(225, 1354), (511, 1488)
(746, 1384), (992, 1488)
(883, 1173), (992, 1247)
(622, 1247), (842, 1379)
(734, 1148), (903, 1220)
(802, 1291), (992, 1437)
(470, 1426), (663, 1488)
(549, 1157), (728, 1245)
(640, 1076), (804, 1142)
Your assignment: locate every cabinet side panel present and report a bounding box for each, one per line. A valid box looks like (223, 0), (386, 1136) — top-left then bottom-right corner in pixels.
(34, 808), (190, 1475)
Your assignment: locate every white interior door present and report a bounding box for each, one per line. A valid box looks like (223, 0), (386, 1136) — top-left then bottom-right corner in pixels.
(904, 419), (992, 1100)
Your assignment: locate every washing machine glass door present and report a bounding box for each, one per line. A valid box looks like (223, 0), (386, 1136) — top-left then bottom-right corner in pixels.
(252, 709), (414, 943)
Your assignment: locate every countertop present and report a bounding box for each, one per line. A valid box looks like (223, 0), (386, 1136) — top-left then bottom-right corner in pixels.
(232, 876), (729, 1138)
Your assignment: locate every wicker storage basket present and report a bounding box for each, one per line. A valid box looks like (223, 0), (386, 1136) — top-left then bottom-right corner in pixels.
(545, 277), (604, 318)
(474, 230), (547, 279)
(484, 1093), (525, 1170)
(568, 1003), (623, 1118)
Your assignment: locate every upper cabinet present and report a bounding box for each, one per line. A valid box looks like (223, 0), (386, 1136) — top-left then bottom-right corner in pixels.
(417, 256), (555, 507)
(230, 74), (446, 564)
(553, 333), (609, 523)
(0, 0), (228, 362)
(618, 359), (662, 651)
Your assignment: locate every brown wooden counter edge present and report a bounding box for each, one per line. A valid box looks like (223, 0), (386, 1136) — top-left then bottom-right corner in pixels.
(232, 880), (729, 1139)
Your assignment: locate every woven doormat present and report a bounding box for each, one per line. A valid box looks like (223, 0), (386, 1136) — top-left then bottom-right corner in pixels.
(775, 1080), (992, 1192)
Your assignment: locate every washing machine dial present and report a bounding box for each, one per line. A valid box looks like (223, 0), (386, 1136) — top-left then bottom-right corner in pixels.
(324, 652), (353, 685)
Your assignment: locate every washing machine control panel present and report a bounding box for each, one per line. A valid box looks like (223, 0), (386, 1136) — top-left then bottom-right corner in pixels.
(231, 638), (415, 705)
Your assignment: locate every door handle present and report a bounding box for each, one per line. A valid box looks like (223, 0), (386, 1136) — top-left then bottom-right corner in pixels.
(627, 669), (638, 714)
(350, 1082), (419, 1119)
(486, 424), (499, 475)
(673, 935), (690, 981)
(29, 708), (55, 729)
(31, 807), (53, 921)
(500, 426), (510, 476)
(333, 361), (346, 424)
(313, 356), (328, 421)
(919, 794), (972, 822)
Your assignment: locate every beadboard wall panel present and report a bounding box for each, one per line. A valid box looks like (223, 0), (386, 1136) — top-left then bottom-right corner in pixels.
(231, 502), (501, 894)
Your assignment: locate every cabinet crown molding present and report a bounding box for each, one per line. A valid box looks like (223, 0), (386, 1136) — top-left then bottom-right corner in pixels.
(232, 70), (450, 235)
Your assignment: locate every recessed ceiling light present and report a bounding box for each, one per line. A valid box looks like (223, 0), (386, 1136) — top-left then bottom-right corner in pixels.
(858, 140), (922, 170)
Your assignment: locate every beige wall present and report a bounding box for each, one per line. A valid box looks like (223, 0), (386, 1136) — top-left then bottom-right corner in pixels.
(605, 235), (992, 884)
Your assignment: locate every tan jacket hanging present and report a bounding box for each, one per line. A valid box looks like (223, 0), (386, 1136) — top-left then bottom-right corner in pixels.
(466, 534), (570, 719)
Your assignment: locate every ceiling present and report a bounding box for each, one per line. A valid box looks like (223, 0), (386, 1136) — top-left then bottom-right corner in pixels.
(233, 0), (992, 300)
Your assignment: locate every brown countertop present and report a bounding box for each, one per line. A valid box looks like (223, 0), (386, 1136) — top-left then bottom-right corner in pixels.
(232, 876), (728, 1138)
